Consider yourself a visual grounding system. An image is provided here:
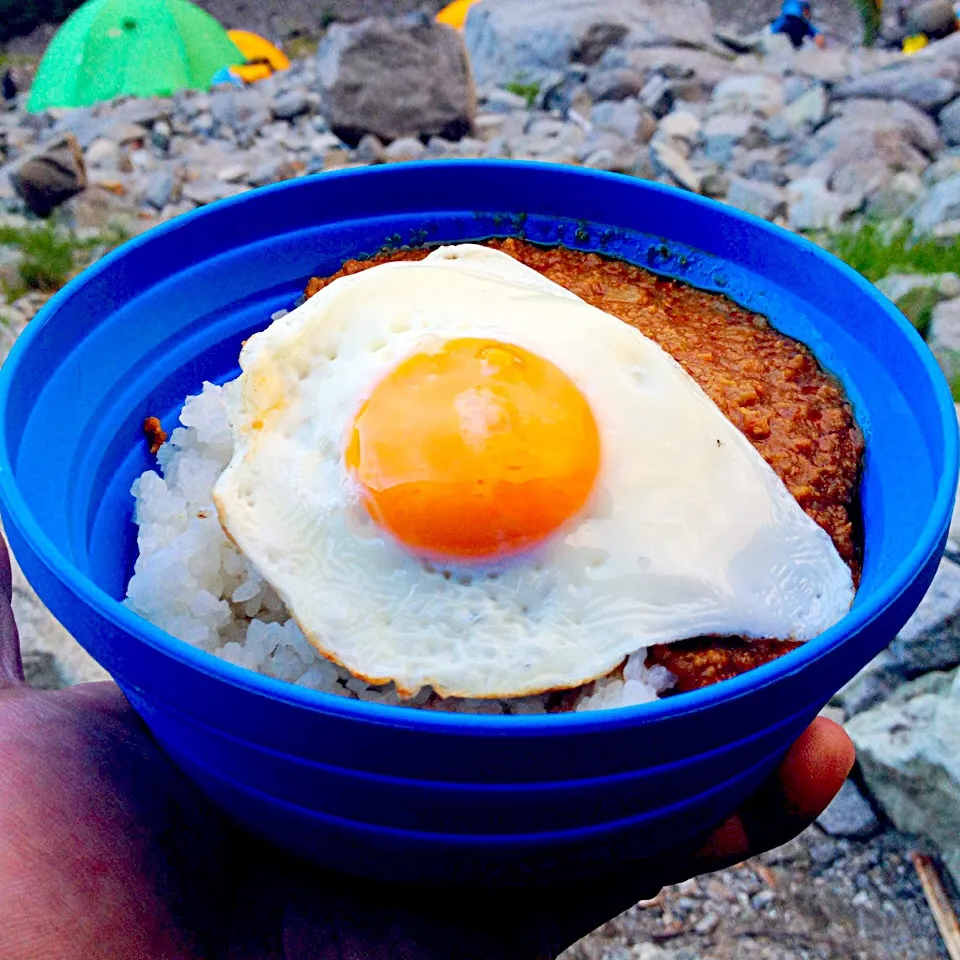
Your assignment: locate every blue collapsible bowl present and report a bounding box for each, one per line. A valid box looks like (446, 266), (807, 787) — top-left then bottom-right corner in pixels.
(0, 161), (955, 886)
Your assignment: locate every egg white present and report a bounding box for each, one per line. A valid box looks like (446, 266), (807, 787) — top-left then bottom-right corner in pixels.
(213, 244), (855, 699)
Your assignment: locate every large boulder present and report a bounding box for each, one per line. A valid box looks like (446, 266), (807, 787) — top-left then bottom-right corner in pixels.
(7, 133), (86, 217)
(846, 669), (960, 886)
(317, 17), (476, 148)
(833, 58), (960, 113)
(905, 0), (959, 40)
(913, 173), (960, 235)
(835, 558), (960, 716)
(794, 99), (940, 192)
(464, 0), (721, 88)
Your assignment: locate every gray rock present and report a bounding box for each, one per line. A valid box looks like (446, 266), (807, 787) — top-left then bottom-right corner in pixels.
(217, 163), (249, 184)
(890, 557), (960, 675)
(802, 99), (941, 170)
(209, 91), (240, 133)
(834, 60), (960, 112)
(847, 669), (960, 886)
(651, 138), (701, 191)
(787, 177), (859, 231)
(383, 136), (426, 162)
(8, 133), (86, 217)
(726, 177), (786, 221)
(867, 171), (926, 219)
(834, 650), (902, 719)
(930, 298), (960, 384)
(913, 174), (960, 235)
(590, 98), (654, 143)
(738, 153), (788, 186)
(694, 912), (720, 935)
(141, 169), (178, 210)
(99, 121), (149, 147)
(619, 45), (747, 93)
(84, 137), (123, 172)
(876, 272), (960, 305)
(816, 779), (881, 839)
(836, 557), (960, 717)
(831, 158), (896, 207)
(190, 112), (215, 137)
(658, 110), (701, 144)
(906, 0), (959, 38)
(751, 889), (776, 910)
(700, 170), (729, 197)
(151, 120), (172, 153)
(464, 0), (720, 89)
(781, 83), (828, 128)
(640, 74), (674, 118)
(711, 75), (785, 119)
(586, 68), (644, 103)
(181, 179), (248, 206)
(248, 158), (301, 187)
(924, 155), (960, 187)
(354, 133), (386, 164)
(317, 18), (476, 147)
(702, 113), (765, 164)
(940, 98), (960, 147)
(22, 649), (63, 690)
(271, 89), (311, 121)
(482, 88), (529, 113)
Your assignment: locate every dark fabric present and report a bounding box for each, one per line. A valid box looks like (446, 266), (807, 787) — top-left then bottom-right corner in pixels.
(1, 69), (16, 102)
(772, 13), (817, 48)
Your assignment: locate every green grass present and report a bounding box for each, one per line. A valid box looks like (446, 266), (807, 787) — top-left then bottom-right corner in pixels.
(0, 222), (130, 299)
(820, 221), (960, 283)
(853, 0), (883, 46)
(819, 221), (960, 400)
(505, 80), (541, 109)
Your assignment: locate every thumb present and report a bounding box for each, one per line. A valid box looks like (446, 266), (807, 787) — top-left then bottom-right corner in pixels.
(0, 534), (23, 690)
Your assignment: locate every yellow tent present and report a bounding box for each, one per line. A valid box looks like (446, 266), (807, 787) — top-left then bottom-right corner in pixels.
(436, 0), (484, 30)
(227, 29), (290, 83)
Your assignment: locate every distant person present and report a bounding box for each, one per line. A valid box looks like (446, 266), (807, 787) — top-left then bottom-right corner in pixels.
(1, 68), (17, 104)
(771, 0), (827, 49)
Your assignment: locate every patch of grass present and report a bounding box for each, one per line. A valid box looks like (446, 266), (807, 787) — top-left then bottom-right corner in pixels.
(820, 221), (960, 284)
(285, 34), (320, 60)
(895, 284), (941, 338)
(505, 80), (541, 108)
(0, 224), (76, 292)
(0, 223), (130, 298)
(853, 0), (883, 47)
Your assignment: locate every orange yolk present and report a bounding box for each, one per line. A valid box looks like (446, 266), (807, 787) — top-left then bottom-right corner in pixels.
(345, 338), (601, 563)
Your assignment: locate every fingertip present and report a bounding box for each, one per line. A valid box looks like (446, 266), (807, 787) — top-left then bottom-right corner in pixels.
(778, 716), (855, 821)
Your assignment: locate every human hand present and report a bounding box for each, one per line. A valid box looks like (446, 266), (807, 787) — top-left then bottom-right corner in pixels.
(0, 537), (855, 960)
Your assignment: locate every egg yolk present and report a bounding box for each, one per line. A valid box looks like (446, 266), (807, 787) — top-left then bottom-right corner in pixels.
(345, 338), (601, 562)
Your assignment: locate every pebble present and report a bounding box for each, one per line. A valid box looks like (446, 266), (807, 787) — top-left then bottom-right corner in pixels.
(272, 90), (311, 120)
(816, 780), (882, 839)
(693, 912), (720, 935)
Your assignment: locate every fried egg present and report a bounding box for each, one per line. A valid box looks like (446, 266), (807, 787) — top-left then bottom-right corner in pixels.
(213, 244), (855, 699)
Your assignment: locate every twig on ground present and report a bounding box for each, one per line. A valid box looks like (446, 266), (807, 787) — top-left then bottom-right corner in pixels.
(911, 853), (960, 960)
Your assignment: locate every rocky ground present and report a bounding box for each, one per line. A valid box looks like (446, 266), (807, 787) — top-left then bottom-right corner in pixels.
(4, 0), (960, 956)
(0, 0), (867, 56)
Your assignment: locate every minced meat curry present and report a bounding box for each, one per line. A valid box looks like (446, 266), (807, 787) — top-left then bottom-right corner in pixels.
(305, 238), (864, 695)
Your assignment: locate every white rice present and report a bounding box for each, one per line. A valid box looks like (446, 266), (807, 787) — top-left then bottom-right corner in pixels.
(124, 381), (675, 715)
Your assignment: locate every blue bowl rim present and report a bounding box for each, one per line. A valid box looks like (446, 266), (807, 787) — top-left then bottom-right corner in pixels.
(0, 160), (956, 734)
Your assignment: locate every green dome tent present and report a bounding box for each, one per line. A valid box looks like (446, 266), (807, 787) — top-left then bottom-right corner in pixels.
(28, 0), (245, 112)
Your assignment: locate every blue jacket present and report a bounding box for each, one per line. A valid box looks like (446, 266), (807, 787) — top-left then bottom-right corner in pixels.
(771, 4), (820, 44)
